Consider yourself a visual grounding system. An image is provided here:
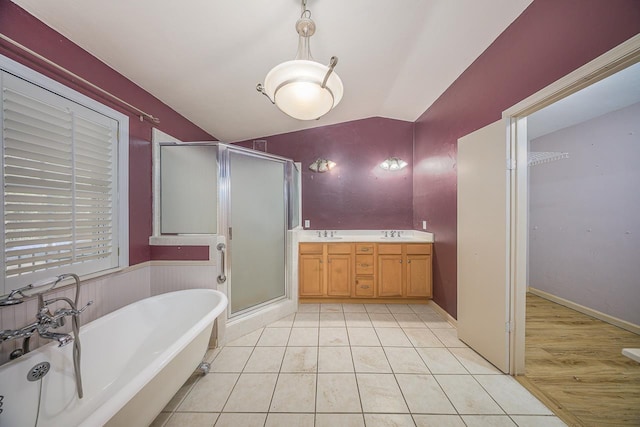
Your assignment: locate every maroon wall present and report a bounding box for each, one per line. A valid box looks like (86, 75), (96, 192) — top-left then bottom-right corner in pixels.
(413, 0), (640, 318)
(0, 1), (216, 265)
(237, 117), (414, 230)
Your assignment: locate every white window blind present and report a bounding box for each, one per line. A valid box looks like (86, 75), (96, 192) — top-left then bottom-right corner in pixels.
(1, 72), (120, 287)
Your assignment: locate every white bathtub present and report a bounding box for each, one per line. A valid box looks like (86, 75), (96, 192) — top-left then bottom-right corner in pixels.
(0, 288), (227, 427)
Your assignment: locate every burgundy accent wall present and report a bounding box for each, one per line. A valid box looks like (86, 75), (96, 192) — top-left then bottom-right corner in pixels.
(0, 1), (216, 265)
(237, 117), (414, 230)
(413, 0), (640, 318)
(149, 246), (209, 261)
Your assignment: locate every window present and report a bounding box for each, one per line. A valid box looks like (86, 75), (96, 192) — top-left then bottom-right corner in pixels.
(0, 55), (128, 294)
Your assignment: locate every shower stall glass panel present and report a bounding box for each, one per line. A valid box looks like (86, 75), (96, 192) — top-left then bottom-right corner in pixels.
(219, 146), (288, 316)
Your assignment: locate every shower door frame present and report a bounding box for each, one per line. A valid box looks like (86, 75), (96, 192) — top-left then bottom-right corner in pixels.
(217, 143), (293, 321)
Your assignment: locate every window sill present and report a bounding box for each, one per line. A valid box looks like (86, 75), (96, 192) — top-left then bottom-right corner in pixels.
(149, 235), (218, 247)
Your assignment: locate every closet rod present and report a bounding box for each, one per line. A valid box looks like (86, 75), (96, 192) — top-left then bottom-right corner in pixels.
(0, 32), (160, 124)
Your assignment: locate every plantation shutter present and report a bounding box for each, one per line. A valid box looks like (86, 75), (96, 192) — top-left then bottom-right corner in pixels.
(1, 72), (119, 286)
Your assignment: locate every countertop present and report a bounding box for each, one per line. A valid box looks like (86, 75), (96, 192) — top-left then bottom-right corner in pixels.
(297, 230), (434, 243)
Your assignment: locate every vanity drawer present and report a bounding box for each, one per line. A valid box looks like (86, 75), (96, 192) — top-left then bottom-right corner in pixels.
(299, 243), (323, 254)
(356, 243), (374, 254)
(356, 255), (374, 274)
(354, 277), (374, 297)
(406, 244), (432, 255)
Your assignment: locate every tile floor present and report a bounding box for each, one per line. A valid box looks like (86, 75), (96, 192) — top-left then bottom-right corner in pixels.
(151, 303), (565, 427)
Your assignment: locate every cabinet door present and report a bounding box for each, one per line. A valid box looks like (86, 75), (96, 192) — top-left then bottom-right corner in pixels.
(405, 254), (432, 297)
(299, 254), (324, 296)
(327, 254), (351, 296)
(378, 254), (403, 297)
(354, 276), (375, 297)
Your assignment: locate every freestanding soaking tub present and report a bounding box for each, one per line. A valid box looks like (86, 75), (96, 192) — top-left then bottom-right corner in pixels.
(0, 288), (227, 427)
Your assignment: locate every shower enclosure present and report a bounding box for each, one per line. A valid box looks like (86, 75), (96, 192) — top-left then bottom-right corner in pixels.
(158, 143), (298, 333)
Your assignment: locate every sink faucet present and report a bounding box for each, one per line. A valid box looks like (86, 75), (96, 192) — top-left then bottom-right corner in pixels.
(324, 230), (328, 237)
(390, 230), (397, 238)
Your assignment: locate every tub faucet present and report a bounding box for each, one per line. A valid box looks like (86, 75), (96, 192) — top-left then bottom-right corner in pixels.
(39, 330), (74, 347)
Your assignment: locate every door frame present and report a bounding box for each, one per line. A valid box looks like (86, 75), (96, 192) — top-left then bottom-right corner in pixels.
(503, 34), (640, 375)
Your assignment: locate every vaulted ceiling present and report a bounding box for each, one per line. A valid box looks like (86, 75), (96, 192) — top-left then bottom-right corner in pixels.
(11, 0), (533, 142)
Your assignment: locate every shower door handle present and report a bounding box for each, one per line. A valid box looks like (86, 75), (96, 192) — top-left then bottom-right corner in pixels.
(217, 243), (227, 284)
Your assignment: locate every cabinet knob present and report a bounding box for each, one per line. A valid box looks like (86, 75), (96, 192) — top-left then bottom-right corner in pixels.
(407, 260), (411, 263)
(399, 260), (402, 263)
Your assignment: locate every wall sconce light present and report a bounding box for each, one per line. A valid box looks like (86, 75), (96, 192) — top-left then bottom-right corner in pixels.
(380, 157), (408, 171)
(309, 158), (336, 173)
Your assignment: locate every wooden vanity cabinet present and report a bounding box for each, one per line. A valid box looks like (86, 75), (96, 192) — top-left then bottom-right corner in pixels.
(354, 243), (376, 297)
(299, 243), (324, 297)
(299, 242), (354, 297)
(299, 241), (432, 301)
(377, 243), (433, 298)
(326, 243), (353, 297)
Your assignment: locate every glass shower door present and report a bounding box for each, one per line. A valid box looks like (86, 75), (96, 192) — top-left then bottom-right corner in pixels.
(226, 148), (287, 315)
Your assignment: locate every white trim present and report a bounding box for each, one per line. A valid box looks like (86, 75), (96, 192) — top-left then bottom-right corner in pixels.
(427, 300), (457, 328)
(151, 128), (182, 237)
(529, 287), (640, 335)
(503, 34), (640, 375)
(0, 53), (129, 295)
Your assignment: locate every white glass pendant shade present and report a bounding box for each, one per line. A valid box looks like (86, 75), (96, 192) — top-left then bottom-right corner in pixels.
(257, 1), (343, 120)
(264, 60), (343, 121)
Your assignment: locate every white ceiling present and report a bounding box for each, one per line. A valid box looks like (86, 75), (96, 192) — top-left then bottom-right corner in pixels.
(11, 0), (533, 142)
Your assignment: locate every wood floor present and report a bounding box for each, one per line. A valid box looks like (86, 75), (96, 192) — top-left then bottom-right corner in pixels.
(518, 293), (640, 426)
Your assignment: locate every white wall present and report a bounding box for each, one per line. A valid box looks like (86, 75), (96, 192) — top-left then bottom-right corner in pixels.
(529, 102), (640, 326)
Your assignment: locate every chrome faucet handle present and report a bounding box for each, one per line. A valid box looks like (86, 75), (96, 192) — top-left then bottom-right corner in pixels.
(77, 300), (94, 314)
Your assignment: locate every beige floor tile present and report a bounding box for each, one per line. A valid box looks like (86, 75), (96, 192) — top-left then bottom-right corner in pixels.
(288, 327), (319, 346)
(357, 373), (409, 413)
(413, 415), (466, 427)
(375, 327), (412, 347)
(396, 374), (456, 414)
(267, 313), (295, 328)
(165, 412), (219, 427)
(403, 328), (444, 347)
(226, 328), (264, 346)
(416, 348), (468, 374)
(298, 303), (320, 312)
(265, 413), (315, 427)
(432, 329), (468, 348)
(344, 312), (373, 327)
(223, 373), (278, 412)
(149, 412), (171, 427)
(210, 346), (253, 372)
(461, 415), (517, 426)
(162, 373), (199, 411)
(294, 312), (320, 327)
(386, 304), (414, 314)
(318, 346), (354, 372)
(342, 303), (367, 313)
(281, 346), (318, 372)
(352, 346), (392, 373)
(474, 375), (553, 415)
(318, 327), (349, 346)
(320, 312), (346, 327)
(243, 346), (285, 372)
(435, 375), (503, 415)
(316, 373), (362, 413)
(320, 303), (343, 312)
(363, 414), (415, 426)
(178, 373), (239, 412)
(315, 413), (365, 427)
(214, 413), (266, 427)
(204, 347), (222, 363)
(270, 373), (316, 412)
(348, 327), (381, 346)
(393, 313), (428, 328)
(369, 313), (399, 328)
(409, 304), (437, 314)
(509, 416), (567, 427)
(365, 304), (391, 313)
(449, 347), (500, 374)
(384, 347), (430, 374)
(256, 327), (291, 346)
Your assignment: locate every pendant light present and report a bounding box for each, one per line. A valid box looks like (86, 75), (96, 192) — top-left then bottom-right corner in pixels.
(256, 0), (343, 121)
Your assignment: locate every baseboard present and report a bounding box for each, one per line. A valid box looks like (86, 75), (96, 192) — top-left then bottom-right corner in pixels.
(528, 287), (640, 335)
(427, 300), (457, 328)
